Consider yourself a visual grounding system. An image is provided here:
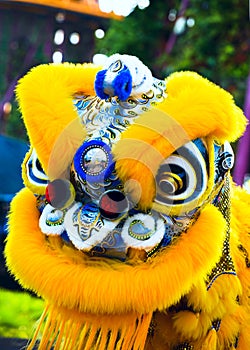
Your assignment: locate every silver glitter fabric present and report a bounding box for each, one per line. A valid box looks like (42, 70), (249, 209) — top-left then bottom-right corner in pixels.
(74, 78), (166, 141)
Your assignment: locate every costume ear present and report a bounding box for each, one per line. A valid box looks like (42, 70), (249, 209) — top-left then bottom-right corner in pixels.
(16, 63), (102, 178)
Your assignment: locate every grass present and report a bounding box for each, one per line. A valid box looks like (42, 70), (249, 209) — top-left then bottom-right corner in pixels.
(0, 288), (44, 338)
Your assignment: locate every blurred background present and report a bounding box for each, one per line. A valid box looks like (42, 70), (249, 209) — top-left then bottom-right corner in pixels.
(0, 0), (249, 343)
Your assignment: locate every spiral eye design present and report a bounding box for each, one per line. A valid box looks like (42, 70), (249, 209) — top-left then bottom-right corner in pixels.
(157, 171), (184, 196)
(24, 148), (48, 189)
(154, 139), (209, 212)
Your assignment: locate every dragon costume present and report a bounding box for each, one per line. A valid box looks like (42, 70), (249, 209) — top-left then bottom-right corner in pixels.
(4, 54), (250, 349)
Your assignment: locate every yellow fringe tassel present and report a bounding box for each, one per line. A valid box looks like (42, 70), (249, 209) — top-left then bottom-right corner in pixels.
(27, 304), (152, 350)
(201, 328), (217, 350)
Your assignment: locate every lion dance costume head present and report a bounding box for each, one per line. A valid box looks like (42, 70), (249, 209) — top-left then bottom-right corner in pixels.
(5, 54), (250, 349)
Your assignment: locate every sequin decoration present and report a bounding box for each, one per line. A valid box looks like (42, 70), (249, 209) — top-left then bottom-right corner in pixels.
(147, 209), (199, 255)
(207, 173), (236, 289)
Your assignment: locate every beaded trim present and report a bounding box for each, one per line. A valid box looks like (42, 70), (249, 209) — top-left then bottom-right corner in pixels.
(206, 173), (236, 290)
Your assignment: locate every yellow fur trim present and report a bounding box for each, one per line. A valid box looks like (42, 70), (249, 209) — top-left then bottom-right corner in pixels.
(113, 71), (247, 211)
(163, 71), (247, 143)
(160, 274), (242, 343)
(27, 304), (152, 350)
(5, 187), (226, 315)
(113, 108), (188, 211)
(16, 63), (101, 176)
(187, 274), (242, 316)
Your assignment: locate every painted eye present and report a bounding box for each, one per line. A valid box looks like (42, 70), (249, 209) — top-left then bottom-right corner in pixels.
(157, 169), (184, 196)
(154, 139), (209, 213)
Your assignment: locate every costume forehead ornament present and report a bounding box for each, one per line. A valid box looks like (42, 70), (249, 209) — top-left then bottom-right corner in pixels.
(5, 54), (249, 350)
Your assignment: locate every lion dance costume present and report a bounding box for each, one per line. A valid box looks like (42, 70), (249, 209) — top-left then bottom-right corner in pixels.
(5, 54), (250, 349)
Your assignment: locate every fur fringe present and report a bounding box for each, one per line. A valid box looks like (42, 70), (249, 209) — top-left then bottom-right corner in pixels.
(201, 329), (217, 350)
(237, 325), (250, 350)
(160, 71), (247, 143)
(27, 304), (152, 350)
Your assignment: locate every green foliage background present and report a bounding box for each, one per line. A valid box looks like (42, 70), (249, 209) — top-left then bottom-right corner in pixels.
(0, 289), (44, 338)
